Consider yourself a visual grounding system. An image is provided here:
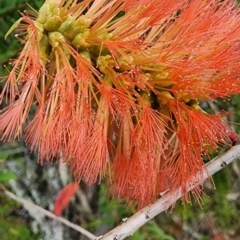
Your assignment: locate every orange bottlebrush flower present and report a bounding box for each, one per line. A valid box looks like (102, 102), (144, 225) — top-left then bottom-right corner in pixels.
(1, 0), (240, 207)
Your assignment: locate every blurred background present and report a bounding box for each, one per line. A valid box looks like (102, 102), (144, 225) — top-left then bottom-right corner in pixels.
(0, 1), (240, 239)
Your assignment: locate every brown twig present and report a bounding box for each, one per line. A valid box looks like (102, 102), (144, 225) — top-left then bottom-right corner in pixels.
(0, 183), (97, 240)
(100, 145), (240, 240)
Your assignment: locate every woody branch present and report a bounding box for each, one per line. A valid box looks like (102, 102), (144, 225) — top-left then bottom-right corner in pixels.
(100, 145), (240, 240)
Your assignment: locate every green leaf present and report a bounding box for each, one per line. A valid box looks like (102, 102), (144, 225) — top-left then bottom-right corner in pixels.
(0, 172), (16, 182)
(0, 152), (10, 160)
(145, 222), (174, 240)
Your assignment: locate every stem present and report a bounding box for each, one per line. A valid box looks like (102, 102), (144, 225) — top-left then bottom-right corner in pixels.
(100, 145), (240, 240)
(0, 184), (97, 240)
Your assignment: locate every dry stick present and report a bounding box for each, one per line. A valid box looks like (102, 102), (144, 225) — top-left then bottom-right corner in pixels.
(0, 184), (97, 240)
(100, 145), (240, 240)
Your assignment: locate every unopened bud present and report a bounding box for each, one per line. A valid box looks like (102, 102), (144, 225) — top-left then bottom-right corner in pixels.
(79, 51), (91, 62)
(97, 55), (114, 73)
(44, 15), (62, 32)
(72, 30), (90, 48)
(58, 15), (76, 40)
(49, 31), (65, 48)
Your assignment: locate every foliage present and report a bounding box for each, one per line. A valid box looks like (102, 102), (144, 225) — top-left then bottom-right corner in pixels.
(0, 0), (44, 67)
(0, 190), (39, 240)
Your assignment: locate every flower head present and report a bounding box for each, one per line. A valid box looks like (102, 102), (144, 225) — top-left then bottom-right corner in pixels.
(1, 0), (240, 207)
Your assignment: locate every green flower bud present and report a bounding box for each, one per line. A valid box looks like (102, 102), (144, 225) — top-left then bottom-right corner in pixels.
(37, 0), (61, 25)
(72, 30), (90, 48)
(58, 15), (76, 40)
(97, 55), (114, 73)
(118, 55), (133, 69)
(36, 4), (49, 24)
(39, 34), (51, 65)
(157, 91), (174, 105)
(155, 72), (169, 79)
(79, 51), (91, 62)
(75, 16), (92, 29)
(44, 15), (62, 32)
(49, 31), (65, 48)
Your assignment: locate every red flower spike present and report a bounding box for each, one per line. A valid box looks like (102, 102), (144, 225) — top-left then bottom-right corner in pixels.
(1, 0), (240, 208)
(112, 105), (169, 207)
(71, 98), (111, 184)
(161, 100), (232, 202)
